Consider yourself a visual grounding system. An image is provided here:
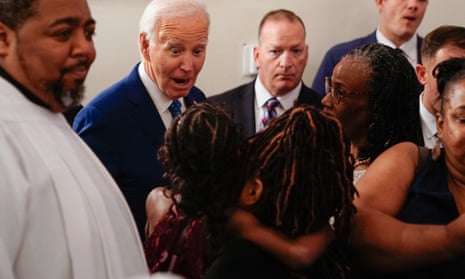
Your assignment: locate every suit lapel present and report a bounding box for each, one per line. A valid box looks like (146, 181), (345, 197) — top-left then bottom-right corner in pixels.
(237, 82), (256, 138)
(125, 67), (166, 146)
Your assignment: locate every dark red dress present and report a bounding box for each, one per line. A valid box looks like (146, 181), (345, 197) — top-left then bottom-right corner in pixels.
(144, 205), (207, 279)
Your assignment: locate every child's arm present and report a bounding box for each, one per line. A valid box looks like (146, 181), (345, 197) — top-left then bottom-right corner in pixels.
(145, 187), (173, 237)
(229, 208), (334, 270)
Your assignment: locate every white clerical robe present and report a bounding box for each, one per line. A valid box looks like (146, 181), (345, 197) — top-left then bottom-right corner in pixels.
(0, 77), (149, 279)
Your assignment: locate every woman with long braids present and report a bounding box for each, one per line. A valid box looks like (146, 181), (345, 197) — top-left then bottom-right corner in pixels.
(205, 105), (357, 279)
(321, 43), (423, 184)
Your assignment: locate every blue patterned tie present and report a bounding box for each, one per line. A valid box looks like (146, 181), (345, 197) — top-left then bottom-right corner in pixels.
(259, 97), (280, 129)
(168, 100), (182, 119)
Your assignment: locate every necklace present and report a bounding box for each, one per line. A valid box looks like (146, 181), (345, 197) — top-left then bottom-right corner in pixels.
(354, 157), (371, 168)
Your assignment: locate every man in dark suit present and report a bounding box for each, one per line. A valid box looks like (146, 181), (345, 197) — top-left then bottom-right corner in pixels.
(208, 9), (321, 138)
(73, 0), (209, 240)
(312, 0), (429, 96)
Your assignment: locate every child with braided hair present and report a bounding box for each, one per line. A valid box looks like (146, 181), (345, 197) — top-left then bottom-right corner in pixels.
(205, 104), (357, 279)
(145, 103), (356, 279)
(144, 102), (246, 279)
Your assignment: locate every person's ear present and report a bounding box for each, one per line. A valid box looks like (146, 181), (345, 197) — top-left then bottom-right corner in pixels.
(374, 0), (384, 12)
(416, 63), (427, 85)
(0, 23), (12, 57)
(139, 33), (151, 62)
(304, 44), (309, 66)
(239, 178), (263, 207)
(253, 45), (260, 69)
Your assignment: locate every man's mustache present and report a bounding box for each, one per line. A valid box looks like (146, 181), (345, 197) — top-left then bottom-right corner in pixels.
(61, 60), (92, 75)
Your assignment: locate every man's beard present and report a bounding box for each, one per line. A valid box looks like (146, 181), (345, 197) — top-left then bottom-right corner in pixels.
(47, 77), (85, 109)
(17, 45), (88, 111)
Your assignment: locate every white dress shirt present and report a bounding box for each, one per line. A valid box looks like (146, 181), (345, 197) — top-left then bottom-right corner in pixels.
(254, 77), (302, 132)
(376, 28), (419, 67)
(138, 62), (184, 128)
(419, 92), (438, 148)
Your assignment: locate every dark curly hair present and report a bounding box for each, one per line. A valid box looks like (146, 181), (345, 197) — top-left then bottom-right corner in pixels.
(246, 104), (357, 278)
(0, 0), (39, 30)
(433, 57), (465, 112)
(346, 43), (423, 161)
(158, 102), (245, 248)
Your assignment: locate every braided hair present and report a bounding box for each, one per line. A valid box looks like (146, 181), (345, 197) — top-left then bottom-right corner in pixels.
(246, 104), (356, 278)
(346, 43), (422, 161)
(158, 102), (245, 248)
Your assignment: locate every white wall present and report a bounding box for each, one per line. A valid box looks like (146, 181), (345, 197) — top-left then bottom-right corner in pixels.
(85, 0), (465, 103)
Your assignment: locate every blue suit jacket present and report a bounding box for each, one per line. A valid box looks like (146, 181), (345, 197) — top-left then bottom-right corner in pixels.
(311, 31), (423, 96)
(207, 80), (321, 138)
(73, 63), (206, 238)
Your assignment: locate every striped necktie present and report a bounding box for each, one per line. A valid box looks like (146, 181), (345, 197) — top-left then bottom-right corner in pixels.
(259, 97), (280, 129)
(168, 100), (182, 119)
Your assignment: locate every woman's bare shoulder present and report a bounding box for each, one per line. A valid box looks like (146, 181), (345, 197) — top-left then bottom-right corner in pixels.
(375, 142), (419, 165)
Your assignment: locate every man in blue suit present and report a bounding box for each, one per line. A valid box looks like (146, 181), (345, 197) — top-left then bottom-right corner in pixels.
(73, 0), (209, 240)
(312, 0), (429, 96)
(208, 9), (321, 138)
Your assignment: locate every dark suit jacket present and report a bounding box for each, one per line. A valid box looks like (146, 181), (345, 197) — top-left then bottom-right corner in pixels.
(311, 31), (423, 96)
(73, 63), (206, 239)
(207, 80), (321, 138)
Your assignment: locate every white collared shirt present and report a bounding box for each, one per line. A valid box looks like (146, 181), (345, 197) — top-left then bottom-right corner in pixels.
(376, 28), (419, 67)
(254, 77), (302, 132)
(419, 92), (438, 148)
(138, 62), (184, 128)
